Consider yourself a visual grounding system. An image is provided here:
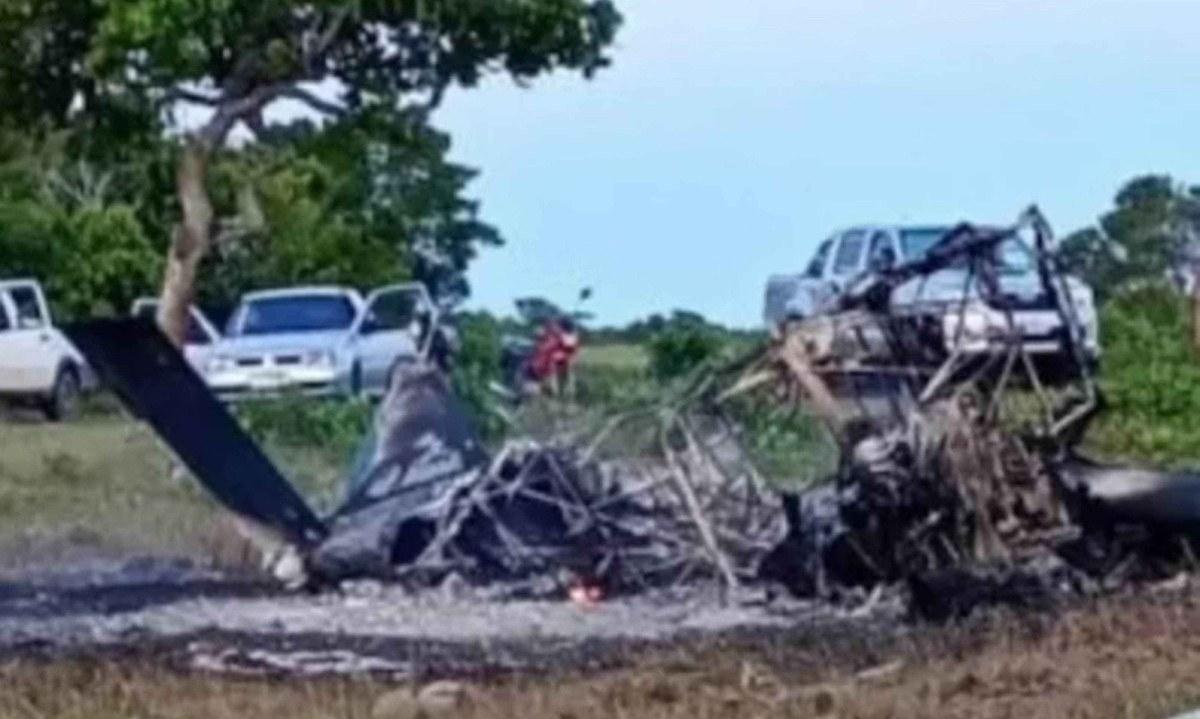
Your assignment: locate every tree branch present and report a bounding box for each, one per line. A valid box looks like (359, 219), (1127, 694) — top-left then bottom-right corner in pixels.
(304, 5), (353, 76)
(162, 86), (223, 108)
(282, 86), (347, 117)
(195, 82), (291, 151)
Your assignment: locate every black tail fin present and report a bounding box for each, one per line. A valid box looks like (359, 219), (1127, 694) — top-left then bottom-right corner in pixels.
(64, 319), (327, 549)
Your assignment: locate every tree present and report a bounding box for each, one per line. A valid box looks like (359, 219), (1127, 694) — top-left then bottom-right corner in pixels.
(1059, 175), (1200, 300)
(0, 0), (621, 345)
(195, 109), (502, 309)
(0, 132), (161, 318)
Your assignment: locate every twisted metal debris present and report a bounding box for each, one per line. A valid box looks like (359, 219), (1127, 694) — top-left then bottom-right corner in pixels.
(345, 410), (785, 596)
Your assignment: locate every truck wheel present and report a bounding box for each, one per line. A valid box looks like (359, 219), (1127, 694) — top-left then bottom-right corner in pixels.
(44, 366), (81, 422)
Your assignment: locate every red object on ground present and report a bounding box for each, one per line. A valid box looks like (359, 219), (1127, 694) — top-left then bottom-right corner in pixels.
(529, 321), (581, 382)
(568, 577), (605, 607)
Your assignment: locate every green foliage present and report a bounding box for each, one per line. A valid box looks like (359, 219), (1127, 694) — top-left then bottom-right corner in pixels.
(647, 317), (728, 381)
(0, 0), (621, 312)
(1060, 174), (1200, 301)
(0, 136), (161, 318)
(725, 400), (839, 488)
(1085, 284), (1200, 465)
(0, 107), (504, 315)
(450, 311), (508, 441)
(648, 328), (724, 381)
(234, 397), (373, 461)
(88, 1), (621, 100)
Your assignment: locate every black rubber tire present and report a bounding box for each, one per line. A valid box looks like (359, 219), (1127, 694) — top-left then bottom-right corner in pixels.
(43, 366), (80, 422)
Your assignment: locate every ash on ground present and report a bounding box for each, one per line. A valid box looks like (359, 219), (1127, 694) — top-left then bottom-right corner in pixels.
(0, 554), (905, 678)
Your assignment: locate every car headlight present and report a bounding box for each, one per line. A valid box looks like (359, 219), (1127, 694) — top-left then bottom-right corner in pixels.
(304, 349), (337, 367)
(206, 355), (236, 374)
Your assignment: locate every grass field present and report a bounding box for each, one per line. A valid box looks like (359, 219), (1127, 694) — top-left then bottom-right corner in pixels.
(578, 342), (650, 370)
(0, 411), (346, 567)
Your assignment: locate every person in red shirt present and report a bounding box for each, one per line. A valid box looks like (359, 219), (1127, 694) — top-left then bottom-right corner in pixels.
(529, 317), (581, 396)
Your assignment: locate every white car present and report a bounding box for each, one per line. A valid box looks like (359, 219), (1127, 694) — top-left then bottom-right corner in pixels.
(0, 279), (94, 420)
(130, 297), (222, 371)
(204, 284), (442, 400)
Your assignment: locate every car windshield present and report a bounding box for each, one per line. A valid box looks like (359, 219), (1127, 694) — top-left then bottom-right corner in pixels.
(900, 228), (1037, 276)
(899, 228), (951, 260)
(994, 238), (1037, 275)
(234, 295), (357, 336)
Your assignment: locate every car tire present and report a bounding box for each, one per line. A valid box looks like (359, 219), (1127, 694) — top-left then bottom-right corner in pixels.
(43, 365), (81, 422)
(349, 362), (364, 398)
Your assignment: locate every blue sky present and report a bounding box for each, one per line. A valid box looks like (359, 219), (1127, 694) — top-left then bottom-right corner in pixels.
(434, 0), (1200, 328)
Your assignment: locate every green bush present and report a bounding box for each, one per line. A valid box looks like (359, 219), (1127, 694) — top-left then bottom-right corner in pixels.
(234, 397), (373, 460)
(450, 313), (509, 442)
(648, 325), (726, 381)
(1086, 284), (1200, 465)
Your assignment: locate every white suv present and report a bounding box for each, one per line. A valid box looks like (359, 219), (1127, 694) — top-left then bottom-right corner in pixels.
(0, 279), (94, 420)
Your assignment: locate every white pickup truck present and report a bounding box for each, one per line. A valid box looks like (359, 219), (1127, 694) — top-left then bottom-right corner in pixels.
(764, 224), (1101, 363)
(0, 279), (94, 420)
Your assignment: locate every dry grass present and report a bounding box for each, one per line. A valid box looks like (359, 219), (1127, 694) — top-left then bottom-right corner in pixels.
(1, 589), (1199, 718)
(0, 415), (344, 566)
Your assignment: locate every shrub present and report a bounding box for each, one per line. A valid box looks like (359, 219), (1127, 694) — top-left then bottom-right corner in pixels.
(450, 313), (508, 441)
(648, 325), (725, 381)
(234, 397), (373, 460)
(1087, 284), (1200, 465)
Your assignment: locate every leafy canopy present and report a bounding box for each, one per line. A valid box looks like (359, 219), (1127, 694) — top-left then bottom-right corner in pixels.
(84, 0), (620, 118)
(0, 1), (619, 311)
(1059, 175), (1200, 299)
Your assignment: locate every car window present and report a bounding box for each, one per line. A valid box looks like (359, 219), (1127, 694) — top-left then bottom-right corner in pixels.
(0, 297), (10, 332)
(868, 231), (897, 271)
(832, 231), (867, 276)
(805, 240), (833, 279)
(899, 228), (950, 260)
(8, 287), (45, 329)
(363, 291), (422, 333)
(233, 295), (357, 336)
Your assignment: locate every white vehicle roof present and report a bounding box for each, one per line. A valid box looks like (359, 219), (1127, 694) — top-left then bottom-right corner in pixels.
(240, 285), (365, 305)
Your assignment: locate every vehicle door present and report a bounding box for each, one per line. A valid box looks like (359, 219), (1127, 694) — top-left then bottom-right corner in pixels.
(796, 236), (842, 312)
(829, 229), (869, 291)
(0, 283), (58, 392)
(0, 291), (16, 390)
(131, 299), (221, 370)
(352, 285), (432, 394)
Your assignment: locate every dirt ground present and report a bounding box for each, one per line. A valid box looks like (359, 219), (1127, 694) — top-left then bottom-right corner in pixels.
(0, 584), (1197, 718)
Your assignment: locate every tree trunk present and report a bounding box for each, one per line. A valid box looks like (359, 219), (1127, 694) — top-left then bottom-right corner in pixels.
(157, 141), (215, 347)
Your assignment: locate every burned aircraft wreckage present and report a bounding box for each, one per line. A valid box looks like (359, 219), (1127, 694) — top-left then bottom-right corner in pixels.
(66, 207), (1200, 618)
